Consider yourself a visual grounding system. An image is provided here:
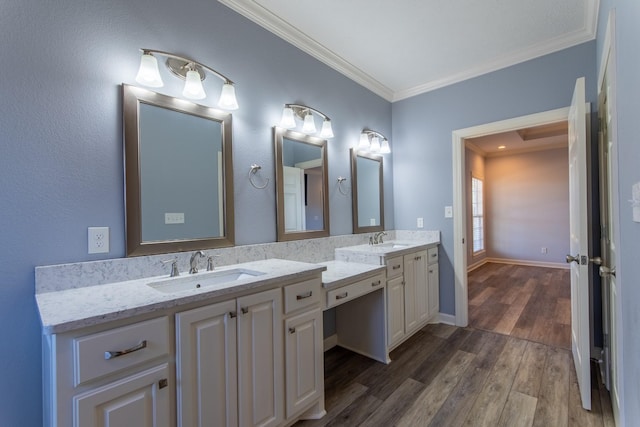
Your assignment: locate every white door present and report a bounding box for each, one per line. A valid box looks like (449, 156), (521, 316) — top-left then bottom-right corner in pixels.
(283, 166), (305, 231)
(175, 300), (238, 427)
(566, 76), (591, 410)
(387, 275), (405, 348)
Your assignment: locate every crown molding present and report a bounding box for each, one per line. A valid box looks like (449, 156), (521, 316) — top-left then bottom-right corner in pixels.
(218, 0), (395, 101)
(220, 0), (598, 103)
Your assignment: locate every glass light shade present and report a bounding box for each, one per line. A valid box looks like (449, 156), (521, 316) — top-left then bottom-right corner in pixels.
(380, 139), (391, 154)
(218, 83), (239, 110)
(135, 53), (164, 88)
(280, 107), (296, 128)
(302, 113), (317, 134)
(370, 136), (381, 152)
(358, 133), (370, 150)
(182, 70), (206, 100)
(319, 119), (334, 138)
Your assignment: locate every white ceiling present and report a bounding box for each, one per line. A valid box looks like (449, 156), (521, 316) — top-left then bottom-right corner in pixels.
(467, 121), (569, 156)
(219, 0), (599, 102)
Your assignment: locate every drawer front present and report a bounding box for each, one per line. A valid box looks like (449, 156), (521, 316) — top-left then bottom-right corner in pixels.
(427, 246), (439, 264)
(73, 316), (170, 386)
(326, 274), (385, 309)
(284, 278), (321, 314)
(386, 256), (404, 279)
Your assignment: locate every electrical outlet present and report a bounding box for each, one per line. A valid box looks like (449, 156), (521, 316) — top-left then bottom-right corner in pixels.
(165, 213), (185, 224)
(417, 217), (424, 228)
(88, 227), (109, 254)
(541, 247), (548, 254)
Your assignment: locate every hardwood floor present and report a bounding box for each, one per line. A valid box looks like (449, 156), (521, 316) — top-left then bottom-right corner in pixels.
(294, 263), (614, 427)
(296, 324), (614, 427)
(467, 262), (572, 350)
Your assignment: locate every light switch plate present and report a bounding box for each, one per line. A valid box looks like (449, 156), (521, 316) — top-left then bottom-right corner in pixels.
(165, 213), (185, 224)
(445, 206), (453, 218)
(417, 217), (424, 228)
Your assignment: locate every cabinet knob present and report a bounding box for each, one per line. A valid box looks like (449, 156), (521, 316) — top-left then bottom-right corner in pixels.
(241, 307), (249, 315)
(289, 327), (296, 334)
(415, 256), (422, 261)
(158, 378), (168, 389)
(371, 280), (381, 287)
(229, 311), (237, 319)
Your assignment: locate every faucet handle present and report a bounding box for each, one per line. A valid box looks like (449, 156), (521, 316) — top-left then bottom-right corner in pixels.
(369, 235), (374, 245)
(206, 255), (220, 271)
(161, 258), (180, 277)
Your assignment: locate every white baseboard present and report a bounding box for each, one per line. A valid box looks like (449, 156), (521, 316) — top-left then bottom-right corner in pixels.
(438, 313), (456, 325)
(467, 258), (488, 273)
(323, 334), (338, 352)
(486, 257), (569, 270)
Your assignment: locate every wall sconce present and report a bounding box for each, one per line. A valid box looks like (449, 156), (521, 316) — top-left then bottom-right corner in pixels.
(135, 49), (239, 110)
(358, 129), (390, 154)
(279, 104), (334, 138)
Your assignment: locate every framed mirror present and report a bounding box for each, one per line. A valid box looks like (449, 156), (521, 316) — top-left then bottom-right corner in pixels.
(351, 148), (384, 233)
(274, 127), (329, 242)
(123, 84), (234, 256)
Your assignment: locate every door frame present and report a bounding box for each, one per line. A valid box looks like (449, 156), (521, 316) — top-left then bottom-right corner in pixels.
(451, 107), (570, 327)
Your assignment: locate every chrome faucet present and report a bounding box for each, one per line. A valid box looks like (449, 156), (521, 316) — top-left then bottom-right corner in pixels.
(161, 258), (180, 277)
(189, 251), (206, 274)
(373, 231), (387, 244)
(206, 255), (215, 271)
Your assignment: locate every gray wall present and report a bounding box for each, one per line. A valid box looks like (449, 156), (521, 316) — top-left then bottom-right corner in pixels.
(485, 148), (570, 263)
(597, 1), (640, 423)
(391, 41), (597, 315)
(0, 1), (391, 424)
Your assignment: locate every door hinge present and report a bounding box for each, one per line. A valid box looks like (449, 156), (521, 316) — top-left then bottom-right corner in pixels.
(603, 333), (609, 348)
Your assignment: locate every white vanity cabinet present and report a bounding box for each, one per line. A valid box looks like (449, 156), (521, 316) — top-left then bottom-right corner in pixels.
(176, 288), (284, 427)
(283, 279), (323, 420)
(42, 316), (173, 427)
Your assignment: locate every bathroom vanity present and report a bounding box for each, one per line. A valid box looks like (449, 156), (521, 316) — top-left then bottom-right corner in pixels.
(37, 259), (326, 427)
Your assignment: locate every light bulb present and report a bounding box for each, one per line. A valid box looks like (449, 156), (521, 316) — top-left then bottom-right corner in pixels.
(182, 69), (206, 100)
(302, 113), (316, 134)
(358, 133), (370, 150)
(218, 82), (239, 110)
(280, 107), (296, 128)
(380, 139), (391, 154)
(135, 53), (163, 88)
(319, 119), (334, 138)
(370, 136), (381, 152)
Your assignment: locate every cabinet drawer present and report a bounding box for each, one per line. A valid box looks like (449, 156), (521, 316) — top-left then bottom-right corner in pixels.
(73, 316), (170, 386)
(326, 274), (385, 309)
(386, 256), (404, 279)
(427, 247), (439, 264)
(284, 278), (321, 314)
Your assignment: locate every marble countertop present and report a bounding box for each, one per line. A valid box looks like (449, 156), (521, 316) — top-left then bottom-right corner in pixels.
(36, 259), (326, 335)
(335, 238), (439, 265)
(318, 261), (386, 290)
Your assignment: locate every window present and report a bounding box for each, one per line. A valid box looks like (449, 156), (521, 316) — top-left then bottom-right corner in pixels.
(472, 176), (484, 253)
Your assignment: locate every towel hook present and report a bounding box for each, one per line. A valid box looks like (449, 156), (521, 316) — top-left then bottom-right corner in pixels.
(249, 164), (269, 189)
(337, 176), (349, 196)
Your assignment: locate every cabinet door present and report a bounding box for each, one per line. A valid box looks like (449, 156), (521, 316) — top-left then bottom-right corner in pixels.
(413, 251), (429, 324)
(403, 254), (418, 333)
(237, 288), (283, 427)
(285, 308), (323, 419)
(176, 300), (237, 427)
(73, 363), (170, 427)
(428, 263), (440, 320)
(387, 275), (406, 348)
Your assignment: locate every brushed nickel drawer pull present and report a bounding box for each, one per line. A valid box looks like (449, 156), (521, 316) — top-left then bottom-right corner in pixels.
(296, 291), (313, 300)
(392, 265), (401, 270)
(371, 280), (381, 287)
(336, 292), (349, 300)
(104, 340), (147, 360)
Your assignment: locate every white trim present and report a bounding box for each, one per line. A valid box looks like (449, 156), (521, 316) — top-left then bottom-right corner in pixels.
(485, 257), (569, 270)
(218, 0), (598, 102)
(323, 334), (337, 352)
(438, 313), (456, 325)
(467, 258), (489, 273)
(452, 107), (571, 327)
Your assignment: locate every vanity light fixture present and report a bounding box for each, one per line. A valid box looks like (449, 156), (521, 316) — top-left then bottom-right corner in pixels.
(135, 49), (239, 109)
(280, 104), (334, 138)
(359, 129), (390, 154)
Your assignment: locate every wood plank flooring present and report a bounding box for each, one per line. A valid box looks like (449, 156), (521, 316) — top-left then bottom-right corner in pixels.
(294, 262), (613, 426)
(467, 263), (571, 349)
(295, 324), (614, 427)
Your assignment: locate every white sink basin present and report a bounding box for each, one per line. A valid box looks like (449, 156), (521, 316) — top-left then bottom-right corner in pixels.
(147, 268), (265, 293)
(377, 242), (409, 249)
